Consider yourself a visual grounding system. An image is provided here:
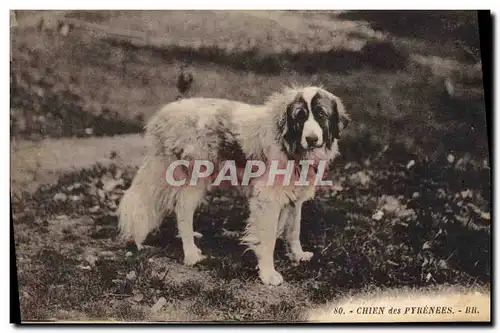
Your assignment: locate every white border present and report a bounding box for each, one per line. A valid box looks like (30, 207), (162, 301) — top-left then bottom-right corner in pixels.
(5, 1), (500, 10)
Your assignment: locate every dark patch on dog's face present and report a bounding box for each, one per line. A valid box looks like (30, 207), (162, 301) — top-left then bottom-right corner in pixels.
(310, 92), (332, 148)
(278, 89), (349, 157)
(280, 95), (309, 157)
(311, 92), (341, 150)
(312, 91), (349, 150)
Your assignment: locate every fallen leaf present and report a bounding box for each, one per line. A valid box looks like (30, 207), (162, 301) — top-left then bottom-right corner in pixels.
(67, 183), (82, 191)
(89, 206), (100, 213)
(381, 196), (400, 213)
(132, 292), (144, 302)
(77, 264), (92, 271)
(460, 189), (473, 199)
(151, 297), (167, 313)
(70, 195), (82, 201)
(53, 193), (67, 201)
(372, 210), (384, 221)
(386, 260), (399, 266)
(97, 189), (106, 199)
(100, 251), (115, 258)
(398, 209), (416, 218)
(84, 254), (98, 266)
(438, 259), (449, 270)
(114, 168), (123, 179)
(423, 257), (429, 266)
(350, 171), (371, 186)
(126, 271), (137, 281)
(467, 203), (490, 220)
(331, 184), (344, 193)
(102, 176), (124, 192)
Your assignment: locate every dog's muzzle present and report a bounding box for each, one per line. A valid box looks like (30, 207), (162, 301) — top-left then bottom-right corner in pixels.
(305, 134), (323, 150)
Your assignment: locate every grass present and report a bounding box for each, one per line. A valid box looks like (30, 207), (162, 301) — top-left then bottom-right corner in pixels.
(10, 10), (490, 322)
(10, 11), (488, 158)
(62, 10), (372, 54)
(13, 148), (490, 321)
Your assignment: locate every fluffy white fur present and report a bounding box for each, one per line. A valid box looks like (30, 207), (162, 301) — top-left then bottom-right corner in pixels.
(118, 86), (349, 285)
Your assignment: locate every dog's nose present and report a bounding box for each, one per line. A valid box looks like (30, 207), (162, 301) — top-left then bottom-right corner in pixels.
(306, 135), (319, 147)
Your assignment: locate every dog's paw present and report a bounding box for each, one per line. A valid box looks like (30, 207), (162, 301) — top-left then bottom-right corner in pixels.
(183, 248), (206, 266)
(294, 251), (314, 262)
(259, 269), (284, 286)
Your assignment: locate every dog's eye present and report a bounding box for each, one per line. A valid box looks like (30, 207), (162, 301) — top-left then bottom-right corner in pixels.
(314, 108), (327, 120)
(293, 108), (307, 121)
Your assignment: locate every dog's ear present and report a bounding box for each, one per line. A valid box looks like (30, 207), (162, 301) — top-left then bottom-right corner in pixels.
(334, 96), (350, 137)
(327, 96), (350, 148)
(337, 99), (350, 136)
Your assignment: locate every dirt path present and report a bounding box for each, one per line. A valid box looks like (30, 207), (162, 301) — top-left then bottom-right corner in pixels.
(11, 134), (146, 195)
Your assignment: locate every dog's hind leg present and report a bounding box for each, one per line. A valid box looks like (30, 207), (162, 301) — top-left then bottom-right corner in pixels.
(174, 186), (207, 266)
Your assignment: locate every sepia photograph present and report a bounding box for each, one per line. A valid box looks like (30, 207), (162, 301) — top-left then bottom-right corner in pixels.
(10, 9), (491, 323)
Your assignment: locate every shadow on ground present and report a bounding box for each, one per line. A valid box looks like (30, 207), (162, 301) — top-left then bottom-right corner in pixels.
(105, 37), (409, 75)
(13, 139), (491, 320)
(338, 10), (481, 63)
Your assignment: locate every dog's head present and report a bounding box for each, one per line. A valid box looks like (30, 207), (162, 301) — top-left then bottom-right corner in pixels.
(276, 86), (350, 160)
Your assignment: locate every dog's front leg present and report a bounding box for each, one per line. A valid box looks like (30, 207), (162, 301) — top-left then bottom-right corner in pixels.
(284, 201), (314, 262)
(243, 189), (284, 286)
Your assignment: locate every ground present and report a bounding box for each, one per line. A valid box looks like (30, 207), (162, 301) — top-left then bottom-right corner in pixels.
(10, 10), (490, 322)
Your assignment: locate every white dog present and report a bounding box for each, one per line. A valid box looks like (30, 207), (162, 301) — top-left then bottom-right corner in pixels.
(118, 86), (350, 285)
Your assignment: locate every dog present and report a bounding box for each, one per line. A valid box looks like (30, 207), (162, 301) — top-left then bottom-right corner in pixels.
(118, 85), (350, 285)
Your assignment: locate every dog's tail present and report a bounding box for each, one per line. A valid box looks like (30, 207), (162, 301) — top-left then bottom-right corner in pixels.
(118, 155), (179, 247)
